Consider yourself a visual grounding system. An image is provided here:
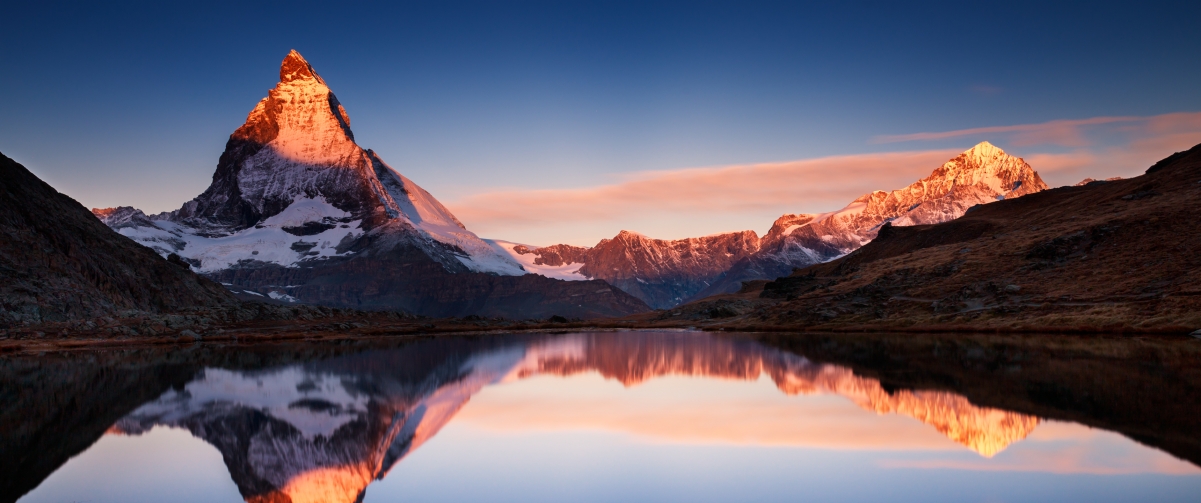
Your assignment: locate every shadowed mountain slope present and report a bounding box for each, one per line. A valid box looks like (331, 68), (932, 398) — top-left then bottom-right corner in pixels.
(0, 152), (235, 326)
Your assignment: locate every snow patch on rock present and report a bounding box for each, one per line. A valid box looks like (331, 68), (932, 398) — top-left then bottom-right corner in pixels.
(488, 240), (587, 280)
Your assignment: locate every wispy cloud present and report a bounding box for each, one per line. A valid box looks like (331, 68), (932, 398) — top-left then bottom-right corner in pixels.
(873, 111), (1201, 149)
(873, 116), (1143, 146)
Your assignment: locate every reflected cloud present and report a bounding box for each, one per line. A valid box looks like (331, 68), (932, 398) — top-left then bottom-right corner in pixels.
(879, 421), (1201, 475)
(873, 116), (1143, 146)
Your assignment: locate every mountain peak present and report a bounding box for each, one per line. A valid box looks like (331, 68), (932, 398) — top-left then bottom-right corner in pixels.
(962, 141), (1005, 163)
(279, 49), (323, 84)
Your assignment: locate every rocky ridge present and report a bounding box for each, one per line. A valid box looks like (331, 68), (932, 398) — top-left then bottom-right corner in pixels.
(503, 230), (762, 309)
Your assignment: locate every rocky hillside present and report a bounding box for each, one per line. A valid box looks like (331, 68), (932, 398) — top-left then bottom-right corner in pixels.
(0, 153), (234, 326)
(95, 51), (649, 319)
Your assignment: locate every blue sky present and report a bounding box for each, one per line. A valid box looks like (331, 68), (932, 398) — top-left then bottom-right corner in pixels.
(3, 1), (1200, 245)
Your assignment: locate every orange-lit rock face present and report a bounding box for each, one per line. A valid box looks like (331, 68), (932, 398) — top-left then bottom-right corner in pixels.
(115, 333), (1039, 503)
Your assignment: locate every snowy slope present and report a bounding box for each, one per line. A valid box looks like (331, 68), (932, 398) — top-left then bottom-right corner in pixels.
(99, 198), (362, 273)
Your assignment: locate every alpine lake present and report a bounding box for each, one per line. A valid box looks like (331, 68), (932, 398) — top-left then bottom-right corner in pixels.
(4, 330), (1200, 503)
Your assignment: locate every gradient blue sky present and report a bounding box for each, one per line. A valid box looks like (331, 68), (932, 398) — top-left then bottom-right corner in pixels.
(3, 1), (1200, 245)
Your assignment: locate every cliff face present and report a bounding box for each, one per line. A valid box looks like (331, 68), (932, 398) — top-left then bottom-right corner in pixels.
(0, 152), (234, 326)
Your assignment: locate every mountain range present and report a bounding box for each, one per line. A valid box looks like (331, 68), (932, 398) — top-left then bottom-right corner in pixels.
(510, 141), (1047, 308)
(89, 51), (1052, 315)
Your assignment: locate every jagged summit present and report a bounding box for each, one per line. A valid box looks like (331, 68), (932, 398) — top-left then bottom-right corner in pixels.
(279, 49), (324, 83)
(964, 140), (1002, 160)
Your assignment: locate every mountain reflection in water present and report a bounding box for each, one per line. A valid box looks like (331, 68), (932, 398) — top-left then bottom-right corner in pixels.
(7, 331), (1201, 503)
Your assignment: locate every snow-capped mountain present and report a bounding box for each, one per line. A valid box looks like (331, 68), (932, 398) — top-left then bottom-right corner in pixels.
(694, 141), (1046, 299)
(505, 142), (1047, 307)
(113, 332), (1036, 503)
(96, 50), (521, 276)
(94, 51), (648, 318)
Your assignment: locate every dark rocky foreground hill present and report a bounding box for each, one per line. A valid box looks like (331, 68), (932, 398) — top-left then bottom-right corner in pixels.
(0, 152), (235, 326)
(644, 143), (1201, 333)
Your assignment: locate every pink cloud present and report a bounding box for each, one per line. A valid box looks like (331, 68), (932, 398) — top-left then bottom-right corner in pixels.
(446, 111), (1201, 246)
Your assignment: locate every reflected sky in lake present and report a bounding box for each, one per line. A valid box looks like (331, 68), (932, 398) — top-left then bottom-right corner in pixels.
(15, 331), (1201, 503)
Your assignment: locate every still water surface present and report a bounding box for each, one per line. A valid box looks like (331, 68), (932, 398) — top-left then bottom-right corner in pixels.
(9, 331), (1201, 502)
